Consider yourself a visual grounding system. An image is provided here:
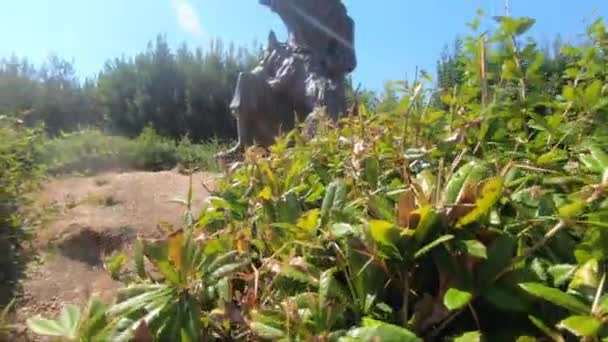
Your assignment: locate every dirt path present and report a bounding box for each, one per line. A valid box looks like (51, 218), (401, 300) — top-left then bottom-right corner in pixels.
(11, 170), (216, 339)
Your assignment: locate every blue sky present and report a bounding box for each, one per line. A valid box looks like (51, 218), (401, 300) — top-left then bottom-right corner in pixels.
(0, 0), (606, 92)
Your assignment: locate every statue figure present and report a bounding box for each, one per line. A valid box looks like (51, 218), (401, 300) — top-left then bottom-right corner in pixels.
(217, 0), (356, 158)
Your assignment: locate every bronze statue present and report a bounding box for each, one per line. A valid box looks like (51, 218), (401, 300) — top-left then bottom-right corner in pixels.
(217, 0), (356, 158)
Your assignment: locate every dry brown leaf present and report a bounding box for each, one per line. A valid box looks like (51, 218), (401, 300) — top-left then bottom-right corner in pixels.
(133, 320), (153, 342)
(397, 189), (417, 228)
(167, 229), (184, 272)
(448, 182), (477, 222)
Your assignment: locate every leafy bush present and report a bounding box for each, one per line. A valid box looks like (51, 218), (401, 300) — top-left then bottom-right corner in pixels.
(43, 127), (223, 174)
(176, 135), (223, 173)
(131, 126), (178, 171)
(43, 129), (135, 174)
(27, 13), (608, 342)
(0, 116), (45, 306)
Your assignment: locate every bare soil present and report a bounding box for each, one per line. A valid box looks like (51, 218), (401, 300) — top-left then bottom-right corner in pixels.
(9, 170), (216, 340)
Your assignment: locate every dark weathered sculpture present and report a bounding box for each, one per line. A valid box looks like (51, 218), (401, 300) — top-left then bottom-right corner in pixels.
(217, 0), (356, 158)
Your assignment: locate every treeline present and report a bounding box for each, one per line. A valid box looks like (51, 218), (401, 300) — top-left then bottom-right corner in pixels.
(0, 31), (576, 142)
(435, 33), (574, 107)
(1, 36), (260, 140)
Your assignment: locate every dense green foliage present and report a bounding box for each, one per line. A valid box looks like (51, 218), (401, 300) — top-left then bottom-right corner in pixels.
(0, 116), (45, 307)
(1, 36), (259, 141)
(43, 127), (223, 174)
(26, 12), (608, 341)
(97, 37), (259, 140)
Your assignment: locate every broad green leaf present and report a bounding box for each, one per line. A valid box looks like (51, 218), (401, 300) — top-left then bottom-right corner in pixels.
(276, 192), (301, 224)
(369, 195), (396, 222)
(598, 295), (608, 315)
(250, 322), (285, 339)
(105, 252), (127, 279)
(321, 181), (339, 227)
(108, 287), (171, 316)
(415, 169), (435, 203)
(319, 269), (349, 307)
(563, 85), (576, 102)
(181, 299), (201, 342)
(369, 220), (401, 259)
(257, 185), (272, 201)
(529, 315), (564, 342)
(346, 318), (422, 342)
(331, 223), (356, 238)
(412, 205), (439, 244)
(207, 196), (233, 211)
(454, 331), (481, 342)
(548, 264), (576, 287)
(579, 153), (603, 173)
(537, 149), (567, 166)
(558, 315), (601, 337)
(116, 284), (167, 301)
(515, 337), (536, 342)
(250, 311), (286, 339)
(210, 261), (248, 282)
(80, 299), (108, 339)
(444, 161), (475, 204)
(58, 304), (81, 338)
(584, 80), (602, 108)
(519, 283), (590, 315)
(142, 239), (181, 285)
(558, 200), (587, 219)
(478, 235), (516, 286)
(481, 283), (530, 312)
(462, 240), (487, 259)
(258, 161), (277, 192)
(514, 17), (536, 35)
(414, 234), (454, 259)
(444, 288), (473, 311)
(502, 59), (517, 80)
(575, 227), (608, 263)
(297, 209), (320, 233)
(456, 177), (503, 228)
(363, 157), (380, 187)
(588, 144), (608, 170)
(569, 259), (599, 295)
(27, 318), (69, 337)
(206, 251), (239, 274)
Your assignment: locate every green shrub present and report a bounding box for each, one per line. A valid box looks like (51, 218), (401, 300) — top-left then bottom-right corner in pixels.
(42, 127), (223, 174)
(0, 115), (45, 233)
(0, 116), (45, 305)
(176, 135), (223, 173)
(131, 126), (177, 171)
(43, 129), (135, 174)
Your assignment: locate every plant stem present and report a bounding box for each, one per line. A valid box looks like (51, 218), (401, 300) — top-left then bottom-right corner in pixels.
(402, 274), (410, 327)
(494, 220), (566, 282)
(592, 268), (606, 315)
(430, 308), (464, 340)
(468, 303), (481, 331)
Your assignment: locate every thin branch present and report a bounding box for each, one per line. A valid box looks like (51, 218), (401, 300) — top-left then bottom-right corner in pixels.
(592, 270), (606, 315)
(469, 303), (481, 331)
(430, 308), (464, 339)
(402, 274), (410, 327)
(494, 220), (566, 282)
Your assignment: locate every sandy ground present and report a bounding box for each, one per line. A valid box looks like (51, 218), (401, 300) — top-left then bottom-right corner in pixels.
(8, 170), (216, 341)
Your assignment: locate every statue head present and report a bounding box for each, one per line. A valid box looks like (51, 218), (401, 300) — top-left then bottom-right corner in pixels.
(259, 31), (290, 76)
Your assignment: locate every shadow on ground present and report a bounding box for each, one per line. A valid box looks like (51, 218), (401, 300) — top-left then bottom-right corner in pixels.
(54, 225), (135, 266)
